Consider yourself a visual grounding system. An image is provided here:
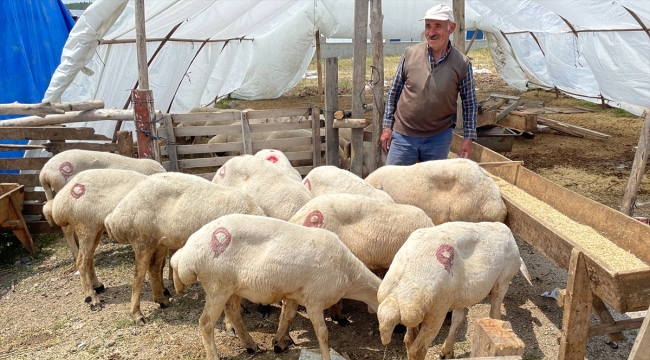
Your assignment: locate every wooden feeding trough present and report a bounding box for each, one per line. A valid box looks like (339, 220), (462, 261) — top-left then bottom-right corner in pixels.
(450, 134), (650, 360)
(0, 183), (35, 253)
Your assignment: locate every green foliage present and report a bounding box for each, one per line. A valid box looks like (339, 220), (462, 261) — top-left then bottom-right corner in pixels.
(64, 2), (92, 10)
(214, 95), (231, 109)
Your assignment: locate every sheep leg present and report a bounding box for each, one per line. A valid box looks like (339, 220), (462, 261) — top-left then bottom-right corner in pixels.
(63, 225), (79, 262)
(76, 228), (102, 309)
(130, 243), (156, 325)
(88, 231), (104, 293)
(404, 325), (419, 350)
(327, 300), (350, 326)
(489, 278), (510, 320)
(224, 295), (258, 353)
(305, 306), (331, 360)
(148, 245), (171, 307)
(167, 249), (176, 281)
(441, 308), (468, 359)
(407, 310), (446, 360)
(273, 300), (298, 353)
(199, 293), (229, 360)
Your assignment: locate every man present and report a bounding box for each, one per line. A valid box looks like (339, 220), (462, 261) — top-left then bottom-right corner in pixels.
(380, 3), (477, 165)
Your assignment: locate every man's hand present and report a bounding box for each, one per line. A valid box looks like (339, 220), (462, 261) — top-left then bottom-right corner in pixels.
(380, 129), (392, 154)
(457, 138), (473, 159)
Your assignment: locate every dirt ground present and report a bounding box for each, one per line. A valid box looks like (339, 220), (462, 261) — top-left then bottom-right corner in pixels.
(1, 63), (648, 360)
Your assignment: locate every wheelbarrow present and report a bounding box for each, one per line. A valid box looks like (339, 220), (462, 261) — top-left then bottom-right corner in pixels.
(0, 183), (36, 254)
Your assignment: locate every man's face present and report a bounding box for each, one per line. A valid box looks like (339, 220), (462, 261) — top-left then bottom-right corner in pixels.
(425, 19), (456, 53)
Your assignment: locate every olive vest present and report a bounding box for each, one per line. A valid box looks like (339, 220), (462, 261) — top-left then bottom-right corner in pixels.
(393, 41), (469, 137)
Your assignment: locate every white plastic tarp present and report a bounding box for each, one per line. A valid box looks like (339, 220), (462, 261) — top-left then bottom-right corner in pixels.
(44, 0), (650, 138)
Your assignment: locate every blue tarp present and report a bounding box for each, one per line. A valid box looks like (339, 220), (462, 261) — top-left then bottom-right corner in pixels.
(0, 0), (74, 171)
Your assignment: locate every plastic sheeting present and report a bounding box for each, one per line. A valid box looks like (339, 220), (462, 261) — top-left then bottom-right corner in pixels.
(43, 0), (649, 123)
(0, 0), (74, 170)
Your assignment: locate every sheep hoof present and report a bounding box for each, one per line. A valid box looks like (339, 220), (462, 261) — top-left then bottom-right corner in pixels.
(90, 302), (104, 311)
(394, 324), (407, 334)
(134, 317), (146, 326)
(159, 302), (169, 309)
(84, 296), (92, 303)
(332, 314), (350, 327)
(163, 288), (171, 297)
(272, 337), (294, 353)
(246, 346), (257, 354)
(257, 304), (272, 318)
(94, 284), (106, 293)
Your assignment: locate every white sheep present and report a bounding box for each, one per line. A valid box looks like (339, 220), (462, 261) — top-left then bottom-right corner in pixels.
(303, 165), (393, 202)
(365, 158), (507, 225)
(377, 221), (532, 360)
(254, 149), (302, 181)
(39, 149), (166, 201)
(170, 213), (382, 360)
(212, 155), (311, 221)
(104, 172), (265, 325)
(43, 169), (148, 308)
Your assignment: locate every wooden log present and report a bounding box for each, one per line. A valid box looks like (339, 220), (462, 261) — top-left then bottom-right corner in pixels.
(352, 0), (369, 120)
(132, 89), (156, 159)
(470, 318), (525, 357)
(333, 118), (366, 129)
(591, 295), (625, 341)
(0, 109), (142, 127)
(558, 249), (593, 360)
(0, 100), (104, 117)
(369, 0), (384, 174)
(537, 116), (612, 139)
(629, 305), (650, 360)
(116, 130), (134, 157)
(587, 317), (644, 337)
(621, 108), (650, 216)
(312, 107), (322, 167)
(325, 58), (340, 167)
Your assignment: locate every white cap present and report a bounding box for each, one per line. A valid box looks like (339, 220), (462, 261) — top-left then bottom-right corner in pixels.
(420, 4), (455, 22)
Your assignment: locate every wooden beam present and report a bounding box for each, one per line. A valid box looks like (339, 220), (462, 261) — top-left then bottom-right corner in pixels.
(452, 0), (465, 51)
(162, 114), (179, 172)
(333, 118), (366, 129)
(621, 108), (650, 216)
(241, 111), (253, 155)
(496, 98), (524, 121)
(0, 100), (105, 117)
(591, 295), (626, 341)
(558, 249), (593, 360)
(587, 317), (644, 337)
(0, 127), (107, 141)
(352, 0), (369, 119)
(629, 305), (650, 360)
(311, 107), (322, 167)
(325, 58), (340, 167)
(369, 0), (384, 174)
(537, 116), (612, 139)
(0, 109), (144, 127)
(132, 89), (156, 159)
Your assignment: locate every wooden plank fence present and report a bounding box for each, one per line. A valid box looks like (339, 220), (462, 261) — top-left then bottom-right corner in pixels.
(158, 107), (326, 180)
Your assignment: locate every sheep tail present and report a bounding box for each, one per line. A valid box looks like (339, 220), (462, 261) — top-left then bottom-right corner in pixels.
(40, 173), (55, 201)
(377, 296), (401, 345)
(520, 257), (533, 286)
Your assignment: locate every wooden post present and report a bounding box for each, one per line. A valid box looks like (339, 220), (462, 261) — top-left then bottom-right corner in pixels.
(452, 0), (465, 136)
(351, 128), (364, 176)
(621, 108), (650, 216)
(132, 90), (156, 159)
(162, 114), (179, 172)
(312, 107), (322, 167)
(134, 0), (149, 90)
(558, 249), (593, 360)
(369, 0), (384, 174)
(316, 30), (324, 102)
(591, 295), (625, 342)
(352, 0), (369, 120)
(325, 58), (340, 167)
(241, 111), (253, 155)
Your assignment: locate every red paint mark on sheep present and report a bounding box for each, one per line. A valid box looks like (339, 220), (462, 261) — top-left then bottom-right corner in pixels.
(266, 155), (279, 163)
(59, 162), (75, 181)
(303, 178), (311, 191)
(70, 183), (86, 199)
(218, 165), (226, 179)
(211, 227), (231, 258)
(303, 210), (324, 228)
(436, 244), (454, 274)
